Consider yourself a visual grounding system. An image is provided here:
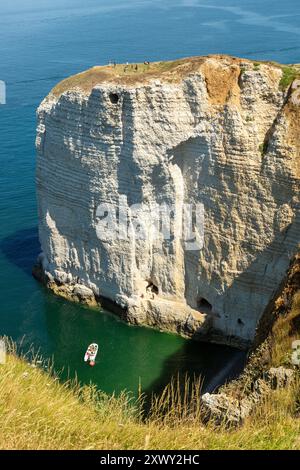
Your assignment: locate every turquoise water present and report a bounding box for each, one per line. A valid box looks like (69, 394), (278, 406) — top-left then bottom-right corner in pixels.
(0, 0), (299, 395)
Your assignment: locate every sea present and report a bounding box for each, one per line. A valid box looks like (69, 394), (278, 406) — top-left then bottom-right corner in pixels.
(0, 0), (299, 396)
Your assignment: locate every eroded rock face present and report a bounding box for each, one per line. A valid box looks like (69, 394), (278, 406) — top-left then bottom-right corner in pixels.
(201, 367), (295, 426)
(35, 56), (300, 347)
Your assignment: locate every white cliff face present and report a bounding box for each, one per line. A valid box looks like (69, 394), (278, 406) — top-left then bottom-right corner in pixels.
(35, 56), (300, 348)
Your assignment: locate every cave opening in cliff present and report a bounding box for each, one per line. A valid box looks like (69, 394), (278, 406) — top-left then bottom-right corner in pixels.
(197, 297), (212, 313)
(146, 281), (159, 295)
(109, 93), (119, 104)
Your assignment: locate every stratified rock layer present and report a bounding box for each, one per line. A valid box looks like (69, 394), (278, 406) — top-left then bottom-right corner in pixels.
(35, 55), (300, 347)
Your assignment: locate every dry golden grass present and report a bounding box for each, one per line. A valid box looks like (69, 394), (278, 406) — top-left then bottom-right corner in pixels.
(270, 292), (300, 367)
(47, 55), (300, 129)
(1, 311), (300, 451)
(50, 55), (268, 99)
(49, 55), (300, 101)
(1, 280), (300, 450)
(51, 58), (202, 97)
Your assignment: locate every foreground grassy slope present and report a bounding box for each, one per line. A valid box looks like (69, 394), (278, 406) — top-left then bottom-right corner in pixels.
(0, 284), (300, 450)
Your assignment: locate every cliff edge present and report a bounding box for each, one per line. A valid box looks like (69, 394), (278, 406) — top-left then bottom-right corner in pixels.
(35, 55), (300, 348)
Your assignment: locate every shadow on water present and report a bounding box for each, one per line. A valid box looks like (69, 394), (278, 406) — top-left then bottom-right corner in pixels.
(140, 226), (299, 409)
(0, 226), (40, 276)
(1, 224), (295, 405)
(142, 338), (248, 412)
(0, 227), (248, 402)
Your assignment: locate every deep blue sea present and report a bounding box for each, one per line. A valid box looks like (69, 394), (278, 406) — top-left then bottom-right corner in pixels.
(0, 0), (299, 395)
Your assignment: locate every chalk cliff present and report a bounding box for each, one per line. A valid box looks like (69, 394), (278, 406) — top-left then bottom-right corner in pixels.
(35, 56), (300, 348)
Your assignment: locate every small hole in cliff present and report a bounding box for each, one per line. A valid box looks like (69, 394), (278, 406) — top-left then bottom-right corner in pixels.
(146, 281), (159, 295)
(109, 93), (119, 104)
(238, 318), (244, 326)
(197, 297), (212, 313)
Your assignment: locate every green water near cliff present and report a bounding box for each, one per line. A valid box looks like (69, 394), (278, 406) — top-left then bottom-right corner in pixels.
(0, 226), (246, 396)
(3, 0), (299, 396)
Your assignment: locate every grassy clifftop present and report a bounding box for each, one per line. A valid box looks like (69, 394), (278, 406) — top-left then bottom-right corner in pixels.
(1, 278), (300, 450)
(51, 55), (300, 98)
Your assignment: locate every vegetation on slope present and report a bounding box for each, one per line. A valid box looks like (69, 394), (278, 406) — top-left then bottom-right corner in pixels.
(50, 55), (300, 100)
(0, 275), (300, 450)
(279, 65), (300, 90)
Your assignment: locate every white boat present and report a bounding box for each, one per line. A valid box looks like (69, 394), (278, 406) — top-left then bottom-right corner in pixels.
(84, 343), (98, 366)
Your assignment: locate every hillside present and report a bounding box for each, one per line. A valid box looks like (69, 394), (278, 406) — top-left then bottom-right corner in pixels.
(0, 276), (300, 450)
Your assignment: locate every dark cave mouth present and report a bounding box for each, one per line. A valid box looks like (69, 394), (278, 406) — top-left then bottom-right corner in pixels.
(197, 297), (213, 313)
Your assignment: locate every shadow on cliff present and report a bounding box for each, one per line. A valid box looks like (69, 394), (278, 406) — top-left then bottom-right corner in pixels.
(114, 114), (300, 406)
(142, 215), (300, 409)
(0, 227), (40, 276)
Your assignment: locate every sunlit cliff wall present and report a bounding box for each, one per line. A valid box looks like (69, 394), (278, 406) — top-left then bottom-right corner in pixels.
(35, 56), (300, 348)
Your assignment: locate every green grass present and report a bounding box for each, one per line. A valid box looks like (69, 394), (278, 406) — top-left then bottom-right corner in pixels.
(279, 66), (300, 90)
